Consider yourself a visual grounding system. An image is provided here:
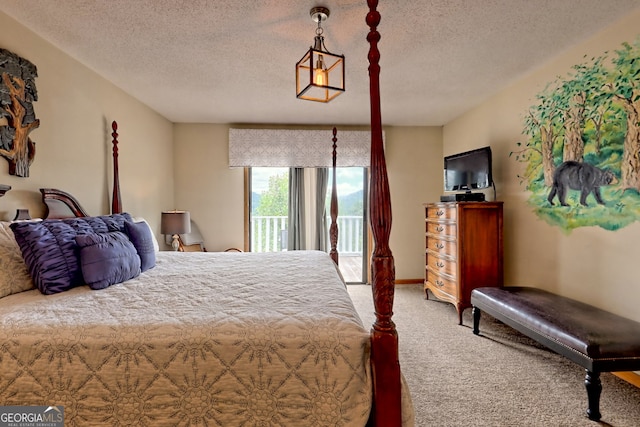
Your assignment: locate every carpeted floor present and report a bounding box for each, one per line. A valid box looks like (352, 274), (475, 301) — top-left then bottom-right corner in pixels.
(347, 284), (640, 427)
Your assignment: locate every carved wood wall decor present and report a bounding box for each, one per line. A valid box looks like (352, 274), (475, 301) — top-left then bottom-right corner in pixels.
(0, 48), (39, 177)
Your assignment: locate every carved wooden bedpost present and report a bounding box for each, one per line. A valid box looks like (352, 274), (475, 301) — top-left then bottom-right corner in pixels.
(111, 121), (122, 214)
(329, 127), (339, 265)
(366, 1), (402, 425)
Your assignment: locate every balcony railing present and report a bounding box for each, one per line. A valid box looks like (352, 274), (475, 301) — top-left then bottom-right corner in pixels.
(251, 216), (288, 252)
(251, 215), (364, 254)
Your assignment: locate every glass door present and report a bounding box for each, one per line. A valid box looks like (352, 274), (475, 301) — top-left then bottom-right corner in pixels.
(249, 167), (289, 252)
(327, 167), (368, 283)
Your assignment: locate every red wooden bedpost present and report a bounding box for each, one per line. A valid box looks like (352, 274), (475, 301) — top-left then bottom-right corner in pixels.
(329, 127), (339, 265)
(111, 120), (122, 214)
(366, 1), (402, 425)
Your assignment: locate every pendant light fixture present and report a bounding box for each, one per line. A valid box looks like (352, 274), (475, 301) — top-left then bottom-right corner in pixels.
(295, 7), (345, 102)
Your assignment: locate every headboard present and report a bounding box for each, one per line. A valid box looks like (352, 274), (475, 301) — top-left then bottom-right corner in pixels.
(40, 188), (89, 219)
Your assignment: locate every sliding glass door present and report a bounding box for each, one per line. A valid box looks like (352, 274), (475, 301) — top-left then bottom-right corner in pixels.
(327, 167), (367, 283)
(249, 167), (289, 252)
(248, 166), (368, 283)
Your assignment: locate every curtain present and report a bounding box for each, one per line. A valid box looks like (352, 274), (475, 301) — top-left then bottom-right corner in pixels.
(229, 128), (379, 167)
(288, 168), (305, 250)
(315, 168), (329, 251)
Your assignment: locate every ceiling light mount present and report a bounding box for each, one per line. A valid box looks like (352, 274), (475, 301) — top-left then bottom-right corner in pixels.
(310, 7), (329, 24)
(296, 6), (345, 103)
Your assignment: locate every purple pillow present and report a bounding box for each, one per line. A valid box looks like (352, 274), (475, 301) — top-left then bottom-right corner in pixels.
(76, 232), (141, 290)
(124, 220), (156, 272)
(10, 213), (133, 294)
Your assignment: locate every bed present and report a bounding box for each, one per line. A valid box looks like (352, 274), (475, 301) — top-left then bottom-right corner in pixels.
(0, 244), (375, 425)
(0, 2), (406, 425)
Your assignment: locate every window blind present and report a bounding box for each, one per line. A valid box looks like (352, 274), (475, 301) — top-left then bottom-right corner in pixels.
(228, 128), (377, 167)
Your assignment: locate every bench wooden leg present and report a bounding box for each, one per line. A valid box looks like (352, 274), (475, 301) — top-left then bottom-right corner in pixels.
(472, 306), (481, 335)
(585, 370), (602, 421)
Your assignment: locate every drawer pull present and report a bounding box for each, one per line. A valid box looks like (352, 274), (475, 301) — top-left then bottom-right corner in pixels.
(436, 225), (444, 232)
(435, 242), (444, 250)
(436, 210), (445, 217)
(436, 279), (445, 287)
(436, 261), (445, 268)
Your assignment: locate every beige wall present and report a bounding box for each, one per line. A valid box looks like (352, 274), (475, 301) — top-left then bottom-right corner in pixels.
(443, 11), (640, 322)
(173, 124), (245, 252)
(0, 11), (174, 241)
(385, 126), (443, 280)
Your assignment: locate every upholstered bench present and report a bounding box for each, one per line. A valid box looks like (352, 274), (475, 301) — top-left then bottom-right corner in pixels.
(470, 286), (640, 421)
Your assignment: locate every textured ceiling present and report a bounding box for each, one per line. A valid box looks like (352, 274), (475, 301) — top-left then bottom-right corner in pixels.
(1, 0), (639, 126)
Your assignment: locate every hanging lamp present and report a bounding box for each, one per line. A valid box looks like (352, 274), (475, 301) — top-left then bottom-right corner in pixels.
(295, 7), (345, 102)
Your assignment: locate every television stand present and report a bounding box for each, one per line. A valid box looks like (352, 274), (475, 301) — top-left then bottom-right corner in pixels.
(440, 192), (485, 202)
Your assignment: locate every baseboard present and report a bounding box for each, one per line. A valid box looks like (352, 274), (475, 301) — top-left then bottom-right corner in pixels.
(395, 279), (423, 285)
(613, 371), (640, 388)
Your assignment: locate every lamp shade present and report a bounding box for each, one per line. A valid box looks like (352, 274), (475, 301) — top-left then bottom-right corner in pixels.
(161, 211), (191, 235)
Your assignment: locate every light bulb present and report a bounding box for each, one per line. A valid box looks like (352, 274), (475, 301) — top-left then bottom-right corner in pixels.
(314, 54), (327, 86)
(315, 69), (327, 86)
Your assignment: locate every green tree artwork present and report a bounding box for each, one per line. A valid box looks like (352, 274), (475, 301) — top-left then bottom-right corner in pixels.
(512, 36), (640, 232)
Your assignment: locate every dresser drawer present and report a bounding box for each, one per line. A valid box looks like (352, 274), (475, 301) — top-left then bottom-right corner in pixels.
(426, 221), (456, 239)
(423, 201), (503, 325)
(426, 271), (458, 298)
(427, 206), (457, 221)
(426, 237), (457, 259)
(427, 255), (457, 278)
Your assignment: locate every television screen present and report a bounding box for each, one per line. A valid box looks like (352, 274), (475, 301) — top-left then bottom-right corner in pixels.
(444, 146), (493, 192)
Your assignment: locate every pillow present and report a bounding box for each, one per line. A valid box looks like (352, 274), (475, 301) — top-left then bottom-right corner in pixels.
(0, 221), (35, 298)
(124, 220), (156, 272)
(76, 231), (141, 290)
(131, 217), (160, 252)
(10, 213), (133, 294)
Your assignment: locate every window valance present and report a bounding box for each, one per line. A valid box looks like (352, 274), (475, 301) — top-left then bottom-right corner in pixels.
(228, 128), (378, 167)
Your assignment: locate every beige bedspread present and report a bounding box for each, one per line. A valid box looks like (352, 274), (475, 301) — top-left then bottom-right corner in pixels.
(0, 251), (372, 426)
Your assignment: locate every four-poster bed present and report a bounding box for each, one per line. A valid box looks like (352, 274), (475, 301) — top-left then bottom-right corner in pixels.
(0, 1), (406, 425)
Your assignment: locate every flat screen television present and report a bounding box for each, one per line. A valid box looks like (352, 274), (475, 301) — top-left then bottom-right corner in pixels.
(444, 146), (493, 192)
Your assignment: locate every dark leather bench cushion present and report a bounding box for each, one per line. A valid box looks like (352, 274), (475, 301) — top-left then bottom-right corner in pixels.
(471, 286), (640, 360)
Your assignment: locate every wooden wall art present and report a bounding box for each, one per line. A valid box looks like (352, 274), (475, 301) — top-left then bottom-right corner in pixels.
(0, 48), (39, 177)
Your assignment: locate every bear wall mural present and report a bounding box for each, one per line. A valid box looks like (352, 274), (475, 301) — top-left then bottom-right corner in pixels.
(512, 36), (640, 232)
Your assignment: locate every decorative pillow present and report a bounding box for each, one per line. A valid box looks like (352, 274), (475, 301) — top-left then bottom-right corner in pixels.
(10, 213), (133, 294)
(0, 221), (35, 298)
(76, 231), (141, 290)
(124, 220), (156, 272)
(132, 217), (160, 252)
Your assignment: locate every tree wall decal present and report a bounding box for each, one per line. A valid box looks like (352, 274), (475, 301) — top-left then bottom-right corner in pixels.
(608, 41), (640, 192)
(0, 48), (39, 177)
(512, 36), (640, 232)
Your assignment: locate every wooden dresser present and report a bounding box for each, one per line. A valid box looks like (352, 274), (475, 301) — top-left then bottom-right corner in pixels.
(423, 201), (503, 324)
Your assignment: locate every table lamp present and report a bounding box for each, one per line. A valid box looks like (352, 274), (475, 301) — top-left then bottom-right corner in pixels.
(161, 210), (191, 251)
